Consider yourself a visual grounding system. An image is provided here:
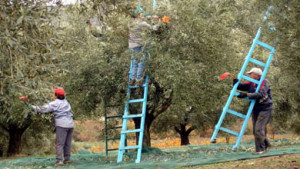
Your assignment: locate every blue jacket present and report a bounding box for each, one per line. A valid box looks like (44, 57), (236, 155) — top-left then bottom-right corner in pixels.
(32, 99), (74, 128)
(237, 79), (273, 112)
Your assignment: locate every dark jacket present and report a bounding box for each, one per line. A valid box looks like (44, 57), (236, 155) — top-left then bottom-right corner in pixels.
(237, 79), (273, 112)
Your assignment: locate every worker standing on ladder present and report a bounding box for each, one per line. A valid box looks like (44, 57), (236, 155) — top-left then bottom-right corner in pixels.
(233, 67), (273, 155)
(128, 9), (160, 86)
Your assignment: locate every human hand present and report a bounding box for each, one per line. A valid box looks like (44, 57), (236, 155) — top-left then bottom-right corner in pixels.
(233, 79), (239, 85)
(237, 92), (247, 98)
(151, 15), (159, 19)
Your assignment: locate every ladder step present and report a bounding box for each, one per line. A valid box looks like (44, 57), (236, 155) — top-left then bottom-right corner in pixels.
(227, 109), (246, 119)
(107, 148), (119, 151)
(256, 40), (275, 51)
(234, 92), (251, 100)
(241, 75), (260, 84)
(128, 99), (144, 103)
(108, 126), (122, 130)
(123, 114), (143, 119)
(128, 84), (146, 88)
(106, 115), (123, 119)
(119, 145), (139, 150)
(107, 137), (120, 141)
(249, 58), (266, 67)
(220, 127), (239, 136)
(121, 129), (142, 134)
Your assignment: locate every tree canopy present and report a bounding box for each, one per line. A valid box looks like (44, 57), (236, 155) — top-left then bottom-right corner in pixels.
(0, 0), (299, 156)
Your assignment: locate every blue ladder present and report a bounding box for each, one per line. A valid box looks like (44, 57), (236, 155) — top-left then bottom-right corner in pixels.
(210, 7), (276, 151)
(117, 0), (156, 163)
(117, 59), (149, 163)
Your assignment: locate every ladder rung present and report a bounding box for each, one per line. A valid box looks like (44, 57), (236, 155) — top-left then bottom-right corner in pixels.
(121, 129), (142, 134)
(106, 115), (123, 119)
(128, 84), (146, 88)
(128, 99), (144, 103)
(220, 127), (239, 136)
(123, 114), (143, 119)
(241, 75), (260, 84)
(249, 58), (266, 67)
(108, 126), (122, 130)
(120, 145), (139, 150)
(227, 109), (246, 119)
(107, 137), (120, 141)
(234, 92), (251, 100)
(256, 40), (275, 51)
(107, 148), (119, 151)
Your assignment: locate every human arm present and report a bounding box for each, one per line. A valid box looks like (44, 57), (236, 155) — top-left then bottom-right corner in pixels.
(32, 102), (56, 114)
(139, 21), (160, 31)
(247, 80), (269, 100)
(234, 79), (251, 91)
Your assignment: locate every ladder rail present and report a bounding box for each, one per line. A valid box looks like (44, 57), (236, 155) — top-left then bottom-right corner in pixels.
(233, 45), (275, 150)
(117, 55), (149, 163)
(135, 75), (149, 163)
(105, 110), (124, 155)
(211, 27), (262, 142)
(117, 58), (133, 163)
(211, 24), (276, 151)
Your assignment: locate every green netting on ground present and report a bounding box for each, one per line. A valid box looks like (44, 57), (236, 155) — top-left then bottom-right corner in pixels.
(1, 139), (299, 169)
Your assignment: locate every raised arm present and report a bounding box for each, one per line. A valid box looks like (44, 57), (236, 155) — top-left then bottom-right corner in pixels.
(32, 102), (56, 114)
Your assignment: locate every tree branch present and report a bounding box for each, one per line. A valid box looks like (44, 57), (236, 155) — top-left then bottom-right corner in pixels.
(20, 114), (32, 132)
(186, 125), (196, 135)
(153, 89), (173, 119)
(174, 126), (181, 133)
(8, 46), (13, 78)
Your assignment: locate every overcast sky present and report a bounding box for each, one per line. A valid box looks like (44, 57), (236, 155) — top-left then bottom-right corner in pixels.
(62, 0), (77, 5)
(47, 0), (77, 5)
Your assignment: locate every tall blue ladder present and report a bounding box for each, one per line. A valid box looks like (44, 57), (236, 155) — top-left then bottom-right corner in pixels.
(117, 0), (155, 163)
(210, 6), (276, 151)
(117, 59), (149, 163)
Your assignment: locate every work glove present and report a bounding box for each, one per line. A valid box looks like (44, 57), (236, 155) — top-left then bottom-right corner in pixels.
(237, 92), (247, 98)
(233, 79), (239, 85)
(25, 103), (33, 110)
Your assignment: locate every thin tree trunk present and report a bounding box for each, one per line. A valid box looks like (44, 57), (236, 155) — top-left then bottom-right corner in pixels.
(7, 129), (24, 157)
(8, 46), (13, 78)
(143, 124), (151, 147)
(5, 116), (31, 157)
(0, 144), (3, 157)
(180, 133), (190, 145)
(175, 124), (195, 146)
(133, 113), (154, 147)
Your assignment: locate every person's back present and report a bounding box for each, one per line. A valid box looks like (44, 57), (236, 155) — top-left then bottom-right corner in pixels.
(30, 88), (74, 166)
(50, 99), (74, 128)
(129, 19), (154, 48)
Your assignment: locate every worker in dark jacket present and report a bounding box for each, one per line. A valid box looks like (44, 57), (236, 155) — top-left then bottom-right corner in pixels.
(233, 67), (272, 155)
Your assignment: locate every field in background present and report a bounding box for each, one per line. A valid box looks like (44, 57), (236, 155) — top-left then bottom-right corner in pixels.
(72, 119), (298, 153)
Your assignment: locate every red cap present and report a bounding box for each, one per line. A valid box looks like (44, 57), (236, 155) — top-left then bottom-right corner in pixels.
(54, 88), (65, 96)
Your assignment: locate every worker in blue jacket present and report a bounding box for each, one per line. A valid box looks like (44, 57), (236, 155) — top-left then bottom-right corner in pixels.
(233, 67), (273, 155)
